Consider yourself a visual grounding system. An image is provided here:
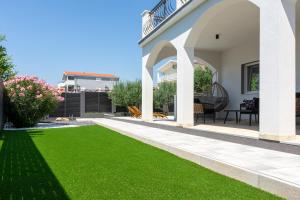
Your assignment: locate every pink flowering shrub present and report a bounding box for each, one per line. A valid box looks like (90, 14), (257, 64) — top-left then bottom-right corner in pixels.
(4, 76), (64, 127)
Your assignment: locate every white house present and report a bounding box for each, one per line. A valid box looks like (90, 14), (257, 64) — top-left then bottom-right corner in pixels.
(157, 60), (177, 84)
(58, 71), (119, 93)
(156, 59), (218, 84)
(140, 0), (300, 141)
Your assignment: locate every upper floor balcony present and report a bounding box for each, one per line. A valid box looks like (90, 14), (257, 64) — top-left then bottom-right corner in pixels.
(141, 0), (191, 39)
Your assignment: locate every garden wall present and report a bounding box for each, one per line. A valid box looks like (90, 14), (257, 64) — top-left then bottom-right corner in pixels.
(85, 92), (112, 113)
(50, 92), (115, 118)
(50, 93), (81, 118)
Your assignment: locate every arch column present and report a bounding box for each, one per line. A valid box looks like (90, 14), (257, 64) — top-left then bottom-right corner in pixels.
(176, 46), (194, 127)
(142, 53), (153, 121)
(259, 0), (297, 140)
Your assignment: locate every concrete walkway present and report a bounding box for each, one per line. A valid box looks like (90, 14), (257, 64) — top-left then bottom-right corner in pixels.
(86, 118), (300, 200)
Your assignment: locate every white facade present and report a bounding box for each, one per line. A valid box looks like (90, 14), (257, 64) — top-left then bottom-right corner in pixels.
(58, 72), (119, 93)
(156, 59), (215, 84)
(140, 0), (300, 141)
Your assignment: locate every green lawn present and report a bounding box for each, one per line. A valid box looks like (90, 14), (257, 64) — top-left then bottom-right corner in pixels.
(0, 125), (281, 200)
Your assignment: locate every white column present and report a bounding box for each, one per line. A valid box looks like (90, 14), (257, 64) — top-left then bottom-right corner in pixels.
(177, 47), (194, 127)
(142, 54), (153, 121)
(141, 10), (151, 38)
(259, 0), (296, 141)
(80, 91), (85, 117)
(176, 0), (187, 9)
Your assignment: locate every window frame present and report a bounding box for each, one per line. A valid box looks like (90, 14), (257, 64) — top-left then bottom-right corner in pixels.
(68, 76), (75, 80)
(241, 61), (259, 95)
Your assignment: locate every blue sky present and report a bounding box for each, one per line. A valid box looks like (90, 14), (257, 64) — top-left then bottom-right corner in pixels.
(0, 0), (158, 85)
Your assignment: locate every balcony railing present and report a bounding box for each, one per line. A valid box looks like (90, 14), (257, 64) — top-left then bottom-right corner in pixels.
(143, 0), (190, 36)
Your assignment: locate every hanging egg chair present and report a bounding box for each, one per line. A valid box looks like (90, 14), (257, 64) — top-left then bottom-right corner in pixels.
(194, 82), (229, 112)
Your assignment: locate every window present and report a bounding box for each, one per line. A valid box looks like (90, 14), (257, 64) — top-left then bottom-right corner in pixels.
(68, 76), (75, 80)
(96, 77), (111, 81)
(241, 61), (259, 94)
(67, 85), (75, 92)
(101, 78), (111, 81)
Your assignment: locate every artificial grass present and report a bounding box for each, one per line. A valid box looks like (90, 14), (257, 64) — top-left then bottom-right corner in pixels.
(0, 125), (281, 200)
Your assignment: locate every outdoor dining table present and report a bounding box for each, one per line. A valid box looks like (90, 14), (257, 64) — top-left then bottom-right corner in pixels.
(223, 109), (239, 124)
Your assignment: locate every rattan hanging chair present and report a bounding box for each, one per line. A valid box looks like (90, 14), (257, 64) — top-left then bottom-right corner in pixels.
(194, 82), (229, 112)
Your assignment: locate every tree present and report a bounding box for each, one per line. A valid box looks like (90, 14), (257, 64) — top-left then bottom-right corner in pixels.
(194, 66), (213, 94)
(154, 81), (176, 113)
(125, 80), (142, 107)
(109, 80), (142, 107)
(0, 35), (16, 81)
(109, 81), (126, 106)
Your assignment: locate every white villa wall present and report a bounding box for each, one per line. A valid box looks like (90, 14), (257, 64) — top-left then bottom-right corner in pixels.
(221, 27), (300, 110)
(220, 40), (259, 110)
(141, 0), (297, 139)
(296, 24), (300, 92)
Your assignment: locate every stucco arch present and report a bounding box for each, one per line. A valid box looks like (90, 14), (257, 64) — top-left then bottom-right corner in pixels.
(146, 41), (177, 70)
(185, 0), (260, 48)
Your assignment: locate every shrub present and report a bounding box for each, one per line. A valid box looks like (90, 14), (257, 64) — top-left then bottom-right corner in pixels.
(4, 76), (64, 128)
(109, 80), (142, 107)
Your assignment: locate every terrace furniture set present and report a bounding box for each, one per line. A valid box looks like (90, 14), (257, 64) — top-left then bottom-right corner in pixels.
(194, 81), (259, 126)
(223, 97), (259, 126)
(195, 98), (259, 126)
(127, 81), (298, 127)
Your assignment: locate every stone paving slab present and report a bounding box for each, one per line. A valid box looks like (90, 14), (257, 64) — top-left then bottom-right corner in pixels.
(105, 117), (300, 155)
(89, 118), (300, 200)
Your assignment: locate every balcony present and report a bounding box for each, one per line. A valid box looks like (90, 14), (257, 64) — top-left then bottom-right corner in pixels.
(142, 0), (191, 37)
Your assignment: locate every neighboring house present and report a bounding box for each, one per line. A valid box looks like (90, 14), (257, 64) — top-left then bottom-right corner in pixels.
(58, 71), (119, 93)
(140, 0), (300, 141)
(156, 60), (217, 84)
(157, 60), (177, 84)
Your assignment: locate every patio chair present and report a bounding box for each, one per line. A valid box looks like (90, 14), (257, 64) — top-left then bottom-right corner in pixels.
(128, 106), (141, 118)
(130, 106), (168, 119)
(132, 106), (167, 119)
(194, 102), (216, 124)
(239, 97), (259, 126)
(194, 103), (204, 123)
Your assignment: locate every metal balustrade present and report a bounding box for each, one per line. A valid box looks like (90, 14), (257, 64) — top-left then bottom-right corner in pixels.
(143, 0), (190, 36)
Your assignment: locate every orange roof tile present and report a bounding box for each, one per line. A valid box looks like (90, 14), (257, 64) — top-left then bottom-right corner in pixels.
(64, 71), (118, 78)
